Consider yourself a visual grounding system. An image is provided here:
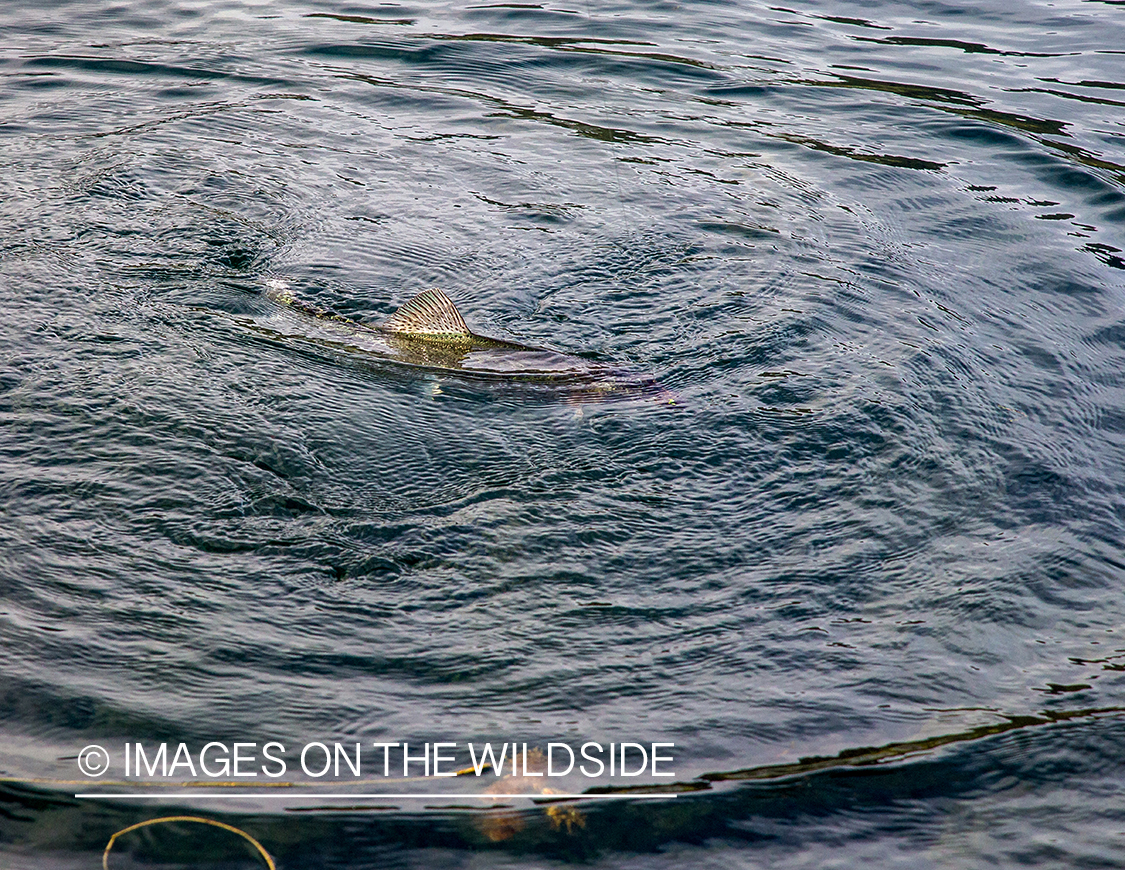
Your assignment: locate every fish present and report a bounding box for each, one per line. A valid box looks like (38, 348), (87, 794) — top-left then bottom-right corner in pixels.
(254, 280), (672, 403)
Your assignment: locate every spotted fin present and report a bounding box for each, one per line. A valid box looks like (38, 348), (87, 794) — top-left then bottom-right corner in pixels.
(383, 288), (471, 339)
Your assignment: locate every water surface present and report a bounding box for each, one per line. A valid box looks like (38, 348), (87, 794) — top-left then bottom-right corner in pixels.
(1, 0), (1124, 867)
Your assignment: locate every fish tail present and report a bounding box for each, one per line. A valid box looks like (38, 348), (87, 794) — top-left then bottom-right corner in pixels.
(263, 278), (353, 324)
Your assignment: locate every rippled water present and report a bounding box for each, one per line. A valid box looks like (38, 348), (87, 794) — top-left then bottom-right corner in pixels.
(2, 0), (1124, 867)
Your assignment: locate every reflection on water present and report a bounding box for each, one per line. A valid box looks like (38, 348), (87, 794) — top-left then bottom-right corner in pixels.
(1, 0), (1124, 867)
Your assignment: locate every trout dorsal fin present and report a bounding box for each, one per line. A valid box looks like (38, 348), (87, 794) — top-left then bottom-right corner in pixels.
(383, 288), (471, 339)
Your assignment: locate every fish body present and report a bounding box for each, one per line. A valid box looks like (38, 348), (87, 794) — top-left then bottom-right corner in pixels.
(258, 282), (669, 401)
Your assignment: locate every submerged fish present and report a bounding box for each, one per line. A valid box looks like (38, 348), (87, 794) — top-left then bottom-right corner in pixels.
(256, 281), (670, 402)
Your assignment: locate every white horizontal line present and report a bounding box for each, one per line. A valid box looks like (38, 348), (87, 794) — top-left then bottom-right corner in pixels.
(75, 792), (674, 800)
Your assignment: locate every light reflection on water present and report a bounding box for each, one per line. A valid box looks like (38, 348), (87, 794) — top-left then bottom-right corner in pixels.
(1, 0), (1124, 866)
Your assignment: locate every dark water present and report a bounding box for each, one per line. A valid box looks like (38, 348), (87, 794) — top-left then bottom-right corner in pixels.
(2, 0), (1125, 866)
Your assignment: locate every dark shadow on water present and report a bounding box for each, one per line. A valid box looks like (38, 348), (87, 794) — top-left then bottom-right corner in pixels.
(3, 706), (1121, 866)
